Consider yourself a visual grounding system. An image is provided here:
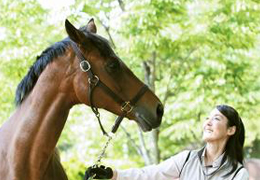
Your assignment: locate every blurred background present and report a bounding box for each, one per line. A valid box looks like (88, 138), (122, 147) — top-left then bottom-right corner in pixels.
(0, 0), (260, 179)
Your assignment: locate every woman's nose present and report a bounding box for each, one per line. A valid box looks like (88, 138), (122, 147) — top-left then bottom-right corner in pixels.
(208, 120), (213, 126)
(205, 118), (212, 126)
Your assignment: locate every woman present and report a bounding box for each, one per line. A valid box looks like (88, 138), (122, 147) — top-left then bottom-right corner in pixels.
(85, 104), (249, 180)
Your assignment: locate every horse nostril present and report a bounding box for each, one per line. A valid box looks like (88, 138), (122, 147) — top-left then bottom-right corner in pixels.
(157, 103), (164, 120)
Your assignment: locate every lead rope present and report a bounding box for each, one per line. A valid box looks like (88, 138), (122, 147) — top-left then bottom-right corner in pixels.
(86, 86), (148, 180)
(71, 42), (148, 179)
(94, 134), (113, 166)
(87, 114), (127, 180)
(87, 133), (113, 180)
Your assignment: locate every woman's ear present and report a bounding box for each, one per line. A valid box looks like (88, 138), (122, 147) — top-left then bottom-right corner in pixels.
(227, 126), (236, 136)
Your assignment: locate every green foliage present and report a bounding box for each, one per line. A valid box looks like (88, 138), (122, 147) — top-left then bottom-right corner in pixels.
(0, 0), (65, 123)
(1, 0), (260, 179)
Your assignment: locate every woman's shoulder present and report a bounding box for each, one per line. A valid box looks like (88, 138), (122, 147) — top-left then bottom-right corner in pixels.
(165, 150), (190, 163)
(171, 147), (203, 159)
(177, 150), (191, 157)
(232, 164), (249, 180)
(169, 149), (199, 164)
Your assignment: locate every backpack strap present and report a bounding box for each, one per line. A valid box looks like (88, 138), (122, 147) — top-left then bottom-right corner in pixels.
(231, 166), (244, 180)
(179, 151), (191, 177)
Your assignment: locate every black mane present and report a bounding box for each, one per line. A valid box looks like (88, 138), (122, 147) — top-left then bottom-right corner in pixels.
(15, 39), (71, 106)
(15, 31), (115, 106)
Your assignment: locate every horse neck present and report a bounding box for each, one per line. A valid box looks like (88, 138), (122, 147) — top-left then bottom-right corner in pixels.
(9, 57), (75, 178)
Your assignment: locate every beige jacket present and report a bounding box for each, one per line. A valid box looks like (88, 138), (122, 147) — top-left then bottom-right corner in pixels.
(116, 148), (249, 180)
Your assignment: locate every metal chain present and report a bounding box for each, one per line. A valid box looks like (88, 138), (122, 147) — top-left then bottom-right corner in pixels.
(87, 133), (113, 180)
(94, 134), (113, 166)
(92, 110), (113, 166)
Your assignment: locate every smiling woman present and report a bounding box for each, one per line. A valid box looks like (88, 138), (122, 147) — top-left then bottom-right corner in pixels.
(202, 105), (246, 178)
(85, 104), (249, 180)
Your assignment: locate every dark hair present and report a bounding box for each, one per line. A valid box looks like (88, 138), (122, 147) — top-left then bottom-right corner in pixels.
(15, 40), (72, 106)
(216, 104), (245, 177)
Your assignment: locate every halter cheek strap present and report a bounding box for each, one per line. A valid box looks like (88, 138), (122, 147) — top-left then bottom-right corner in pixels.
(71, 42), (148, 135)
(111, 85), (148, 133)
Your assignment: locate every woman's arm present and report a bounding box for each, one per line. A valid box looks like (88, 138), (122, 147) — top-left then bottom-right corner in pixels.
(114, 150), (190, 180)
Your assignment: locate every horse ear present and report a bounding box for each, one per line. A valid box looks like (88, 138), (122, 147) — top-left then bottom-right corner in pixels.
(86, 18), (97, 33)
(65, 19), (85, 44)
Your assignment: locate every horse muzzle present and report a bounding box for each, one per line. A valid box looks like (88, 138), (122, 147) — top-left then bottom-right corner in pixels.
(133, 103), (164, 132)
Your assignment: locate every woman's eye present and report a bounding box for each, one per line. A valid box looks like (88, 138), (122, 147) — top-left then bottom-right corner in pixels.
(214, 117), (220, 121)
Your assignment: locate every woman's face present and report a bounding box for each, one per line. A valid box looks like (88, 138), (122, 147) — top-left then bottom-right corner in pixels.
(203, 108), (235, 143)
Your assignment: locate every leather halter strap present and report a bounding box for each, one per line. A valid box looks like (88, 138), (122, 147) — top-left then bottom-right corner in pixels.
(71, 42), (148, 134)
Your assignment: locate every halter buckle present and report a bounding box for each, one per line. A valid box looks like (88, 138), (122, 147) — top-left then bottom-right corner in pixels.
(121, 101), (133, 113)
(88, 75), (99, 86)
(80, 60), (91, 72)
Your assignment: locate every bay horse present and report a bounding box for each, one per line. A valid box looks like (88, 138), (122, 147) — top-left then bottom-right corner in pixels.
(0, 19), (164, 180)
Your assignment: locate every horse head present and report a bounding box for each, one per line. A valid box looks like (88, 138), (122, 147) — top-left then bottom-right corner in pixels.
(65, 19), (164, 132)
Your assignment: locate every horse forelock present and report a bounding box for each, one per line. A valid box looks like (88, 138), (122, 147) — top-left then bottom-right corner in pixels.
(89, 33), (115, 58)
(79, 27), (115, 58)
(15, 39), (71, 106)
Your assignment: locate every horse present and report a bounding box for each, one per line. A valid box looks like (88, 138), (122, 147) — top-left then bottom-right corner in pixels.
(0, 19), (164, 180)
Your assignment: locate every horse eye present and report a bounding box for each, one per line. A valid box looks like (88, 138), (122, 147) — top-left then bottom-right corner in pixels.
(106, 60), (120, 73)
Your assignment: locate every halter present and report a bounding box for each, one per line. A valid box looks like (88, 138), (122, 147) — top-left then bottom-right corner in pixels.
(71, 42), (148, 135)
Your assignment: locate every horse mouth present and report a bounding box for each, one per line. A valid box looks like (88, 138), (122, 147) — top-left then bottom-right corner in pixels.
(135, 112), (154, 132)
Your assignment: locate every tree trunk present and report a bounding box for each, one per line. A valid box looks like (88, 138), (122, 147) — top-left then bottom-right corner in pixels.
(143, 51), (161, 164)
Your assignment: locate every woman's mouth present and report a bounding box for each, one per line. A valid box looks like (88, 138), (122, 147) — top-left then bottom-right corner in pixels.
(204, 129), (213, 133)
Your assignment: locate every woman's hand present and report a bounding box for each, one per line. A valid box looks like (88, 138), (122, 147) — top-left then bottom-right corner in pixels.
(85, 165), (113, 179)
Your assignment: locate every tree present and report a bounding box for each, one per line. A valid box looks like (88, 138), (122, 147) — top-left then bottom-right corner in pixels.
(1, 0), (260, 179)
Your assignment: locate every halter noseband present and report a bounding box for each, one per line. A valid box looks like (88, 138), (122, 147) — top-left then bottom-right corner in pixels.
(72, 42), (148, 135)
